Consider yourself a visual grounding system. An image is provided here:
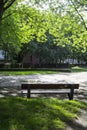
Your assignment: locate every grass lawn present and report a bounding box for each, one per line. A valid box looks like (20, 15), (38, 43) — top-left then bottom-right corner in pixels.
(0, 66), (87, 76)
(72, 66), (87, 72)
(0, 70), (58, 76)
(0, 97), (87, 130)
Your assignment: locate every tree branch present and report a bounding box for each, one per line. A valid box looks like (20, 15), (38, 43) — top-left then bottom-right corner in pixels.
(1, 8), (17, 21)
(4, 0), (8, 4)
(70, 0), (87, 30)
(1, 13), (12, 21)
(4, 0), (16, 11)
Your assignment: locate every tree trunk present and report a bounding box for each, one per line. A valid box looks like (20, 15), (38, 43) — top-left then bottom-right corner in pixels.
(0, 0), (4, 21)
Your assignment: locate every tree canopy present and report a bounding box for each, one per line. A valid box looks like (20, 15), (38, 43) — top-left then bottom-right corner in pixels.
(0, 0), (87, 63)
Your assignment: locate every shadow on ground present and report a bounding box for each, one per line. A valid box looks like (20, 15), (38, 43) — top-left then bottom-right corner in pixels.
(0, 86), (87, 130)
(66, 119), (87, 130)
(66, 108), (87, 130)
(0, 86), (21, 97)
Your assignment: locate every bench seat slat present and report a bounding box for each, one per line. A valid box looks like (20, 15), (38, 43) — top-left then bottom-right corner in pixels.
(22, 84), (79, 89)
(23, 89), (70, 93)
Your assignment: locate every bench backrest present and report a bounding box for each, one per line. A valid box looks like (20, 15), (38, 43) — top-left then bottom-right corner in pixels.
(21, 84), (79, 89)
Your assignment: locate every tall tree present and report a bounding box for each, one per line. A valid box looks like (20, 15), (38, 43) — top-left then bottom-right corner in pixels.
(0, 4), (49, 60)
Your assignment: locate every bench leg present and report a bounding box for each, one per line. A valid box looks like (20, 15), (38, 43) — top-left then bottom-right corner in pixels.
(68, 88), (74, 100)
(27, 88), (30, 98)
(21, 90), (24, 97)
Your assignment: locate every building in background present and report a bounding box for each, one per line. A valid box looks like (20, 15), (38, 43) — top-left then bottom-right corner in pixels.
(0, 50), (5, 60)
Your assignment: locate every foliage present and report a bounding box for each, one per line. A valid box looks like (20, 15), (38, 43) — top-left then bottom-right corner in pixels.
(0, 4), (49, 60)
(0, 0), (16, 21)
(0, 97), (87, 130)
(17, 33), (70, 64)
(0, 0), (87, 64)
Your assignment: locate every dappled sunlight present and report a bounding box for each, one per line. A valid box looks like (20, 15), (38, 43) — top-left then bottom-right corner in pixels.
(0, 97), (87, 130)
(1, 72), (87, 87)
(0, 72), (87, 101)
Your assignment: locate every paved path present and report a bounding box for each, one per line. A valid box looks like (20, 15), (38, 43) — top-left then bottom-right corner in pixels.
(0, 72), (87, 101)
(0, 72), (87, 130)
(0, 72), (87, 86)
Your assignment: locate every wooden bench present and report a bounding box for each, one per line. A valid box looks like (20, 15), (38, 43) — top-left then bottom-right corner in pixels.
(21, 83), (79, 100)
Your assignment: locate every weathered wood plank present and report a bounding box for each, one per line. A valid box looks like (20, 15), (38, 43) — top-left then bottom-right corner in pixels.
(22, 84), (79, 89)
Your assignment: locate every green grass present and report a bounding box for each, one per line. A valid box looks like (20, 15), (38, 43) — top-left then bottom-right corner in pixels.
(0, 66), (87, 75)
(72, 66), (87, 72)
(0, 70), (58, 76)
(0, 97), (87, 130)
